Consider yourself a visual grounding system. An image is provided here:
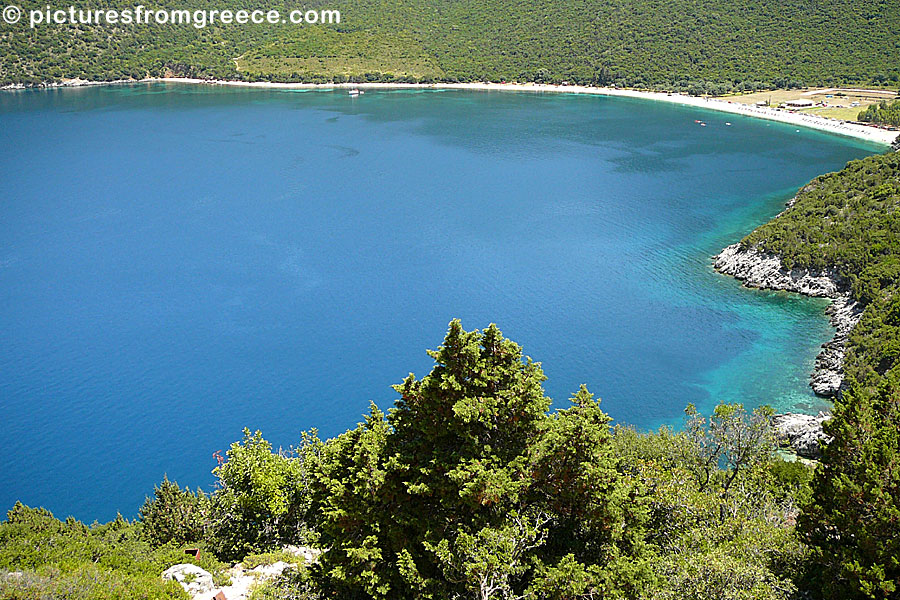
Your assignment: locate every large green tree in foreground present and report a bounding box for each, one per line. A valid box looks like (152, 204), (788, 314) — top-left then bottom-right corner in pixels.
(799, 377), (900, 599)
(312, 320), (654, 599)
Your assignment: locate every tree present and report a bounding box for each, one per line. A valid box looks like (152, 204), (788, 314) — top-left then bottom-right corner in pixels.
(209, 429), (318, 561)
(139, 475), (209, 547)
(683, 403), (776, 503)
(311, 404), (393, 599)
(530, 386), (655, 599)
(799, 378), (900, 599)
(312, 321), (654, 599)
(611, 406), (804, 600)
(428, 511), (550, 600)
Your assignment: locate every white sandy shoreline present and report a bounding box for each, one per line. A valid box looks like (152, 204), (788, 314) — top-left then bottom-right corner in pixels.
(4, 77), (897, 146)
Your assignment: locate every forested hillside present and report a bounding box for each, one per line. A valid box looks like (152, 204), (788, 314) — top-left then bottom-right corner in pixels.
(737, 151), (900, 599)
(2, 0), (900, 90)
(743, 151), (900, 390)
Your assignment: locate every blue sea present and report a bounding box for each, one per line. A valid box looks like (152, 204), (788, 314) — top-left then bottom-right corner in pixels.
(0, 84), (881, 521)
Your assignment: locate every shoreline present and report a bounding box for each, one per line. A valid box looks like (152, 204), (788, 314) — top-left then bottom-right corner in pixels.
(713, 242), (862, 398)
(3, 77), (897, 146)
(5, 75), (882, 407)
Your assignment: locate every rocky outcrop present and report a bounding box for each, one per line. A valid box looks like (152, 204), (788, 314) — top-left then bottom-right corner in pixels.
(162, 564), (215, 597)
(170, 546), (321, 600)
(892, 134), (900, 152)
(772, 412), (831, 459)
(714, 243), (862, 396)
(811, 296), (863, 395)
(713, 243), (842, 297)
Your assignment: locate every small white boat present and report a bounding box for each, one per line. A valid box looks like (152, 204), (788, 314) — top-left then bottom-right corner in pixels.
(348, 89), (360, 96)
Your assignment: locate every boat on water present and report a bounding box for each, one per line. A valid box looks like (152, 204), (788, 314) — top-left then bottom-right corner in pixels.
(349, 89), (363, 96)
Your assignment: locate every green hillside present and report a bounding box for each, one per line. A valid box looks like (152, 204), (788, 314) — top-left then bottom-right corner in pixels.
(2, 0), (900, 90)
(743, 151), (900, 390)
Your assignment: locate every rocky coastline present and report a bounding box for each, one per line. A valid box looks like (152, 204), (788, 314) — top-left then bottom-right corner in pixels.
(713, 243), (862, 397)
(771, 412), (831, 459)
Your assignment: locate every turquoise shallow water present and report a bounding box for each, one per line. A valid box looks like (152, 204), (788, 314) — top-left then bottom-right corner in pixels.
(0, 84), (881, 520)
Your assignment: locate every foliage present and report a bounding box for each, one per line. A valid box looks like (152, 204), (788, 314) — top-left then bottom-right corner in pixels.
(743, 151), (900, 389)
(312, 320), (654, 599)
(613, 406), (806, 600)
(682, 403), (776, 498)
(2, 0), (900, 91)
(798, 378), (900, 599)
(858, 99), (900, 128)
(139, 476), (210, 547)
(0, 503), (226, 599)
(248, 563), (321, 600)
(209, 428), (320, 562)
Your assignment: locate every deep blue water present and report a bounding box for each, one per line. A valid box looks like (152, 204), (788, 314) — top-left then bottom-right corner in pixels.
(0, 84), (881, 521)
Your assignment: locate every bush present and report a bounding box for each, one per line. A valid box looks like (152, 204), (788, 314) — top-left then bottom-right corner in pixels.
(139, 476), (210, 547)
(0, 503), (233, 600)
(208, 429), (319, 562)
(240, 549), (303, 570)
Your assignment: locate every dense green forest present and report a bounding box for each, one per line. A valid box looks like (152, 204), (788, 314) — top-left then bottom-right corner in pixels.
(2, 0), (900, 91)
(1, 321), (898, 599)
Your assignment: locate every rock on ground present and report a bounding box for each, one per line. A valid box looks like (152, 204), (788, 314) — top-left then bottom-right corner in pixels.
(162, 564), (215, 597)
(184, 546), (321, 600)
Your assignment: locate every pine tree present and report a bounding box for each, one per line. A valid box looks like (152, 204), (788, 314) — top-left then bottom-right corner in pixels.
(799, 378), (900, 599)
(312, 320), (654, 599)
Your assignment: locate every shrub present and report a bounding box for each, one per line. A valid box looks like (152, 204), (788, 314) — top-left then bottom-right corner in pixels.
(139, 476), (210, 547)
(209, 429), (319, 562)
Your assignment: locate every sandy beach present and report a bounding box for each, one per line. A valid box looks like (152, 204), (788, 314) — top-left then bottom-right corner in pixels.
(6, 77), (897, 146)
(148, 78), (898, 146)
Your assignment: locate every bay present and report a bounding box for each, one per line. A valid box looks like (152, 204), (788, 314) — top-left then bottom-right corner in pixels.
(0, 84), (879, 520)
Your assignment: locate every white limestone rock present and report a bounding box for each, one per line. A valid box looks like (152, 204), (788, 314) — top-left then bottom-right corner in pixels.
(283, 545), (321, 564)
(714, 244), (863, 397)
(773, 412), (831, 459)
(713, 243), (841, 297)
(162, 564), (215, 597)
